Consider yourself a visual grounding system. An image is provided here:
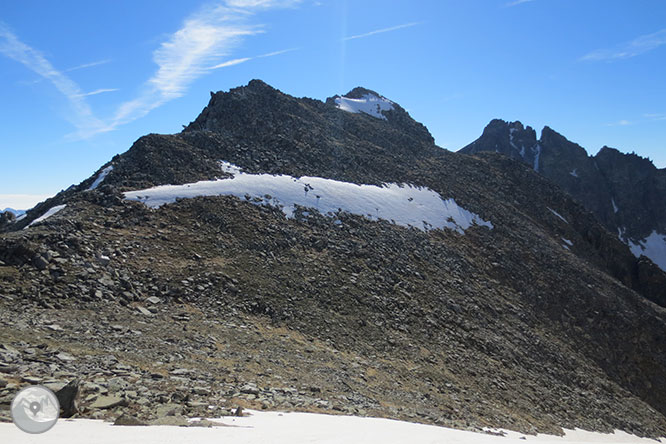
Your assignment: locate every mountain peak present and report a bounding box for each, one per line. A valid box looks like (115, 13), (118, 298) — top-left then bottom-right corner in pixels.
(460, 119), (537, 164)
(332, 89), (394, 121)
(342, 86), (385, 100)
(540, 125), (565, 141)
(595, 145), (658, 172)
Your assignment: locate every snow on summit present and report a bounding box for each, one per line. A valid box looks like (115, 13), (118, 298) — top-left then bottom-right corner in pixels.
(124, 162), (492, 233)
(334, 93), (394, 120)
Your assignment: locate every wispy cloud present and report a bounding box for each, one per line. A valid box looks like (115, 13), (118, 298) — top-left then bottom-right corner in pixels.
(257, 47), (298, 58)
(0, 23), (108, 136)
(504, 0), (536, 7)
(581, 29), (666, 61)
(21, 59), (111, 86)
(226, 0), (301, 8)
(75, 88), (119, 97)
(645, 113), (666, 121)
(108, 8), (259, 130)
(1, 1), (302, 139)
(605, 120), (632, 127)
(606, 114), (666, 127)
(343, 22), (422, 41)
(208, 47), (298, 69)
(209, 57), (253, 69)
(108, 1), (301, 133)
(64, 59), (111, 73)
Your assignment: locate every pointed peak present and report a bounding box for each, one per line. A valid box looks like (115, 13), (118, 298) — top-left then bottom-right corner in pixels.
(481, 119), (533, 137)
(541, 125), (559, 136)
(539, 125), (572, 144)
(483, 119), (526, 132)
(597, 146), (622, 156)
(209, 79), (281, 101)
(509, 120), (524, 131)
(246, 78), (276, 92)
(485, 118), (509, 128)
(342, 87), (387, 101)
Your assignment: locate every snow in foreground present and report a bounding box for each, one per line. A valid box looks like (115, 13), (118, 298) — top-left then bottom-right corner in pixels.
(334, 93), (394, 120)
(2, 410), (661, 444)
(124, 163), (492, 233)
(628, 230), (666, 272)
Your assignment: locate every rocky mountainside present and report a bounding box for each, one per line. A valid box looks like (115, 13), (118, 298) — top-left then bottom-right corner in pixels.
(459, 119), (666, 272)
(1, 81), (666, 436)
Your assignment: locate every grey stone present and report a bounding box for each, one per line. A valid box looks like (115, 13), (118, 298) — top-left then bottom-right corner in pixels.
(154, 403), (182, 418)
(135, 306), (152, 316)
(56, 352), (76, 362)
(33, 255), (49, 270)
(22, 376), (42, 384)
(0, 344), (19, 355)
(113, 414), (147, 426)
(192, 386), (211, 396)
(90, 395), (126, 409)
(56, 379), (80, 418)
(150, 416), (189, 427)
(240, 383), (260, 395)
(97, 255), (111, 266)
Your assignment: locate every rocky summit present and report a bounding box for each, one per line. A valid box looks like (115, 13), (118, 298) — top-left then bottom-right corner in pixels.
(1, 80), (666, 437)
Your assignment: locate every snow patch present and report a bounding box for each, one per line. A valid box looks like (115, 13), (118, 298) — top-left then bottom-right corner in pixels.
(561, 237), (573, 250)
(532, 144), (542, 172)
(547, 207), (568, 224)
(124, 163), (493, 234)
(25, 204), (66, 228)
(509, 128), (519, 151)
(88, 165), (114, 190)
(628, 231), (666, 272)
(0, 410), (661, 444)
(334, 93), (394, 120)
(611, 198), (619, 214)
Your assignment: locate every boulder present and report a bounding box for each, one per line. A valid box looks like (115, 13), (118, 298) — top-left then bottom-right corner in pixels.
(56, 379), (80, 418)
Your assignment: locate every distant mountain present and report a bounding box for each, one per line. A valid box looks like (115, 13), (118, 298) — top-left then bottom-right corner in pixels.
(1, 81), (666, 436)
(2, 208), (26, 217)
(460, 119), (666, 272)
(0, 208), (26, 229)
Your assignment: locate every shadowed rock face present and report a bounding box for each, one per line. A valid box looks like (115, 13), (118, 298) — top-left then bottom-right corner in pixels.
(2, 81), (666, 435)
(460, 119), (666, 273)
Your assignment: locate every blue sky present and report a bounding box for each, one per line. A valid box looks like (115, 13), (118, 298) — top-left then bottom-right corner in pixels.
(1, 0), (665, 209)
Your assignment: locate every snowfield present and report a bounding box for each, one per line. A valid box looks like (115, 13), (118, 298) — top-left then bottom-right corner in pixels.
(1, 410), (662, 444)
(334, 93), (394, 120)
(124, 163), (493, 233)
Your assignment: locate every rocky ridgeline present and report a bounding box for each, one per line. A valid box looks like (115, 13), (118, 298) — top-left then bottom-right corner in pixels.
(460, 119), (666, 250)
(1, 81), (666, 435)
